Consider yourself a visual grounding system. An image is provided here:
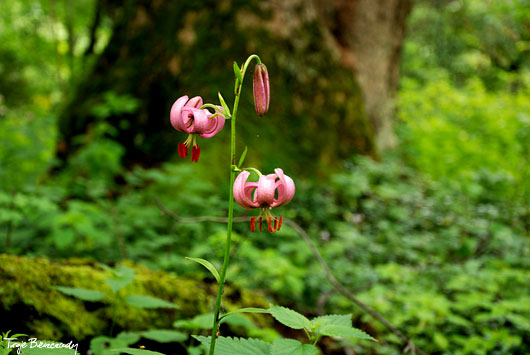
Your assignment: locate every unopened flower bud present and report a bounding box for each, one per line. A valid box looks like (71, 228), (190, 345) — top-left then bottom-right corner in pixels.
(253, 63), (270, 116)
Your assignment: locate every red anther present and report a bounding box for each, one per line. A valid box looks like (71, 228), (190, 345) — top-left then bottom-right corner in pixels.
(182, 144), (189, 158)
(274, 217), (278, 231)
(191, 146), (196, 162)
(268, 217), (274, 233)
(194, 146), (200, 162)
(250, 217), (256, 232)
(178, 142), (184, 158)
(259, 217), (263, 232)
(277, 216), (283, 231)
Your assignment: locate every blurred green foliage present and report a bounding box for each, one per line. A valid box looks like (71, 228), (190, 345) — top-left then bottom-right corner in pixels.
(1, 0), (530, 354)
(403, 0), (530, 89)
(399, 77), (530, 210)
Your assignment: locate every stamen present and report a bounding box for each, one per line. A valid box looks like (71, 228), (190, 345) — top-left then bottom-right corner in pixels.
(274, 217), (278, 231)
(194, 145), (200, 162)
(178, 142), (188, 158)
(259, 217), (263, 232)
(250, 217), (256, 232)
(268, 217), (274, 232)
(278, 216), (283, 231)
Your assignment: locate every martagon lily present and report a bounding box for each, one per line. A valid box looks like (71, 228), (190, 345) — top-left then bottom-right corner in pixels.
(170, 95), (225, 162)
(233, 168), (295, 232)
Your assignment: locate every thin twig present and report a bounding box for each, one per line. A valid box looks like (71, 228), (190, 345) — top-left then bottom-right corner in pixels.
(154, 198), (248, 224)
(154, 198), (424, 354)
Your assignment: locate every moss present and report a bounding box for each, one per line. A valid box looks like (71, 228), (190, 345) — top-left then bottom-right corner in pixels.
(0, 254), (269, 341)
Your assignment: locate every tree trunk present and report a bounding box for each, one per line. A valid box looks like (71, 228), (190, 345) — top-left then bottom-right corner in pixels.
(58, 0), (411, 174)
(316, 0), (414, 151)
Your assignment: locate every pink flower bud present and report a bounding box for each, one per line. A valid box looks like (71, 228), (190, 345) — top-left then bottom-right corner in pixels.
(253, 63), (270, 116)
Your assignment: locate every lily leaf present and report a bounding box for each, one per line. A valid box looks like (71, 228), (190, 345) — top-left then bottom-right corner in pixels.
(233, 61), (242, 83)
(219, 307), (269, 323)
(218, 92), (231, 118)
(185, 257), (221, 283)
(238, 146), (248, 168)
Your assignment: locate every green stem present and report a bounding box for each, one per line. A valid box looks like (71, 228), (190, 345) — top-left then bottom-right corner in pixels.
(312, 335), (322, 346)
(208, 54), (260, 355)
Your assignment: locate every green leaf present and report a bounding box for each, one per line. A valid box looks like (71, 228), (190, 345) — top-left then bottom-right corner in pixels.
(173, 313), (214, 330)
(90, 332), (140, 355)
(269, 306), (312, 330)
(110, 348), (164, 355)
(311, 314), (352, 329)
(125, 295), (179, 309)
(193, 336), (271, 355)
(54, 286), (105, 302)
(140, 330), (187, 343)
(187, 346), (203, 355)
(238, 147), (248, 168)
(105, 265), (135, 293)
(116, 332), (141, 345)
(90, 335), (114, 355)
(5, 334), (26, 339)
(218, 92), (231, 117)
(317, 325), (376, 341)
(234, 78), (240, 95)
(185, 257), (220, 283)
(220, 314), (255, 328)
(219, 307), (269, 323)
(233, 62), (242, 83)
(271, 339), (319, 355)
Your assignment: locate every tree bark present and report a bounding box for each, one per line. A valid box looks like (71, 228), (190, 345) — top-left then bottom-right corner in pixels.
(57, 0), (411, 173)
(316, 0), (414, 151)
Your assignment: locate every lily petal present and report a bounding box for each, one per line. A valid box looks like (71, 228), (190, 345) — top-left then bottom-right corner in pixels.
(170, 95), (189, 131)
(255, 174), (276, 206)
(233, 171), (259, 209)
(188, 108), (212, 133)
(200, 106), (225, 138)
(179, 108), (198, 134)
(271, 168), (295, 207)
(186, 96), (203, 109)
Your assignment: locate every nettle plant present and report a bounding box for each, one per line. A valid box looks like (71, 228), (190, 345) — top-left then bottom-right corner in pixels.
(170, 55), (375, 355)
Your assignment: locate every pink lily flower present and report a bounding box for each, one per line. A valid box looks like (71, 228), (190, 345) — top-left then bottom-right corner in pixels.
(170, 95), (225, 162)
(233, 168), (295, 233)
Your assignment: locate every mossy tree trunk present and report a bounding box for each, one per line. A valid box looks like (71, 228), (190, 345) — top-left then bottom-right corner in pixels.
(58, 0), (411, 174)
(315, 0), (414, 151)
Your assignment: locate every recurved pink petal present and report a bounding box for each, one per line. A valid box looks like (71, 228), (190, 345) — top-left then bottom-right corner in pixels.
(179, 107), (197, 134)
(200, 106), (225, 138)
(170, 95), (189, 131)
(233, 171), (259, 209)
(186, 96), (203, 109)
(271, 168), (295, 207)
(255, 174), (276, 206)
(186, 108), (212, 134)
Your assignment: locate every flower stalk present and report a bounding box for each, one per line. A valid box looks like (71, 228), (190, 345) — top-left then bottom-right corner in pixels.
(208, 54), (262, 355)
